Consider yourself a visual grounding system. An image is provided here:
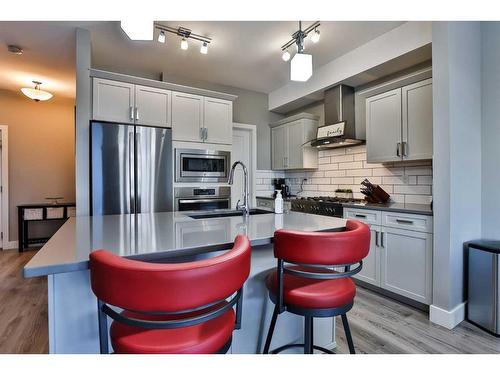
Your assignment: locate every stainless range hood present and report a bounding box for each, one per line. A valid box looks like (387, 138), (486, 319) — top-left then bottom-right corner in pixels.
(310, 84), (365, 149)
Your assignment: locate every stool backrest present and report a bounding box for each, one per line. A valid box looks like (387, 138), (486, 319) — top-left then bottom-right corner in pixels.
(274, 220), (370, 266)
(90, 235), (251, 313)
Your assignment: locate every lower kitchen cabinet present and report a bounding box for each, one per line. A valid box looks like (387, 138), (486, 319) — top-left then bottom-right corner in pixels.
(355, 224), (381, 286)
(345, 208), (433, 305)
(380, 227), (433, 304)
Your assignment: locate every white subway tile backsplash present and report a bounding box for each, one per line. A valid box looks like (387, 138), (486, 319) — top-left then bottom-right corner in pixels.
(261, 145), (432, 205)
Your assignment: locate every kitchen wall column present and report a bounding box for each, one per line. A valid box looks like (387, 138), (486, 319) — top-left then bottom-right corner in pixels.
(431, 21), (482, 329)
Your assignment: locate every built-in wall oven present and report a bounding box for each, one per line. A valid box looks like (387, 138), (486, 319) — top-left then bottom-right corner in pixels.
(175, 148), (231, 183)
(174, 186), (231, 211)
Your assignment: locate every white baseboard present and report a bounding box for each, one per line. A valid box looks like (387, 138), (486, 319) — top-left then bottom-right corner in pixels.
(2, 240), (18, 250)
(430, 302), (466, 329)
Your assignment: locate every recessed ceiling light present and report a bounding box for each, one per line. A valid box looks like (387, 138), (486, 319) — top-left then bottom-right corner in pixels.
(7, 45), (23, 55)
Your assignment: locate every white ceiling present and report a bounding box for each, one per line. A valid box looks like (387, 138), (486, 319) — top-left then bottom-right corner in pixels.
(0, 21), (405, 99)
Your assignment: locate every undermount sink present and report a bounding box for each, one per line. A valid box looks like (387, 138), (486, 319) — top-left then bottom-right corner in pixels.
(187, 209), (272, 219)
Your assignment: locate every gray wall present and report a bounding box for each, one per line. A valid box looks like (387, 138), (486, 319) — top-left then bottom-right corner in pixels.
(161, 73), (283, 170)
(432, 22), (483, 313)
(481, 22), (500, 238)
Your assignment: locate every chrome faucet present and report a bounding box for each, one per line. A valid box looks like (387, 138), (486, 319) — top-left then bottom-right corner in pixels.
(228, 161), (250, 216)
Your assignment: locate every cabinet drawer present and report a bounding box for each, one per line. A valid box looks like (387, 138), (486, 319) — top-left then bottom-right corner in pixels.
(344, 208), (381, 226)
(382, 211), (433, 233)
(23, 208), (43, 221)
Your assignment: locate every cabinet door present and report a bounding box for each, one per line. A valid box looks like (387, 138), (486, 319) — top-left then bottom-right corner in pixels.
(204, 97), (233, 144)
(271, 126), (287, 170)
(171, 92), (204, 142)
(366, 88), (402, 163)
(92, 78), (135, 123)
(135, 85), (171, 128)
(402, 79), (433, 160)
(287, 120), (304, 169)
(380, 227), (433, 304)
(353, 225), (381, 286)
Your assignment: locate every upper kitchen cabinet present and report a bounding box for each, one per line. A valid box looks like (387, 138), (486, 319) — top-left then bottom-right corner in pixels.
(171, 93), (233, 145)
(366, 78), (433, 163)
(366, 88), (402, 163)
(135, 85), (172, 127)
(402, 79), (433, 161)
(93, 78), (135, 124)
(92, 78), (172, 127)
(171, 91), (204, 142)
(270, 113), (318, 170)
(203, 97), (233, 145)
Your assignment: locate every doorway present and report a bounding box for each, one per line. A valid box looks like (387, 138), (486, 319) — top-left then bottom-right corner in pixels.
(231, 123), (257, 209)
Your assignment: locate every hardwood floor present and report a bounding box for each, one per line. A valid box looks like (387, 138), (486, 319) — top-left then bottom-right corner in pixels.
(334, 286), (500, 354)
(0, 249), (48, 353)
(1, 248), (499, 354)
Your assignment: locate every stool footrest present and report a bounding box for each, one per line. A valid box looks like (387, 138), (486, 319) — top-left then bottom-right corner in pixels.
(270, 343), (335, 354)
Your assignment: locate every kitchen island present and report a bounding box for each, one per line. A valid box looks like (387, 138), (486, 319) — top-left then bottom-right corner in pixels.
(24, 211), (346, 354)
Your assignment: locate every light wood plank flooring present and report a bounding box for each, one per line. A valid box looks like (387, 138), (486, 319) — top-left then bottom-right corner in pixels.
(0, 249), (48, 353)
(1, 248), (499, 354)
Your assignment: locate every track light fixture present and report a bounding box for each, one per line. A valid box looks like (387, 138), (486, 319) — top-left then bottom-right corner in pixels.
(280, 21), (320, 82)
(154, 23), (211, 54)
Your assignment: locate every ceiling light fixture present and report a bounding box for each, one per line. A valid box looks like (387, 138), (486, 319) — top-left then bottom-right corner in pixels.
(282, 50), (291, 62)
(120, 20), (153, 41)
(21, 81), (53, 102)
(311, 28), (320, 43)
(7, 45), (23, 55)
(154, 23), (211, 55)
(158, 30), (166, 44)
(281, 21), (320, 82)
(200, 42), (208, 54)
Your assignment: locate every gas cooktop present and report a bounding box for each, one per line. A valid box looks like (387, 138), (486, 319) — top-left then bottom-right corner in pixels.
(291, 196), (364, 218)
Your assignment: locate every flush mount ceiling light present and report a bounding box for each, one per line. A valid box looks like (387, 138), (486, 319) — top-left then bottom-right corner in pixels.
(120, 20), (154, 41)
(281, 21), (320, 82)
(21, 81), (53, 102)
(7, 44), (23, 55)
(154, 23), (211, 54)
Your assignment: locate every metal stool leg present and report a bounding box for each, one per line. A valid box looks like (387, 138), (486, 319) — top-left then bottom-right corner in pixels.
(304, 316), (313, 354)
(341, 314), (355, 354)
(263, 305), (279, 354)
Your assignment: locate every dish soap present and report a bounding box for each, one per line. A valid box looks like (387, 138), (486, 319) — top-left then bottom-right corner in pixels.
(274, 190), (283, 214)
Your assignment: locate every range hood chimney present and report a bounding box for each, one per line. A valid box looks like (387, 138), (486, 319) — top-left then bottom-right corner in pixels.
(310, 84), (365, 149)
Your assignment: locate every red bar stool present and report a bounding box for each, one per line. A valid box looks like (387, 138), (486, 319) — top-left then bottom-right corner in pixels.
(89, 235), (251, 354)
(263, 220), (370, 354)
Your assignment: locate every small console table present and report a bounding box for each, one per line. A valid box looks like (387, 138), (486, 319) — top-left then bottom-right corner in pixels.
(17, 203), (76, 252)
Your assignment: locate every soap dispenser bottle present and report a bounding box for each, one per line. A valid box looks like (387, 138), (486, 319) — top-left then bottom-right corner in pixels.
(274, 190), (283, 214)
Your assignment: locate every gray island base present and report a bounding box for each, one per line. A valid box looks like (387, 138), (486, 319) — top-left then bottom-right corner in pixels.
(24, 211), (347, 354)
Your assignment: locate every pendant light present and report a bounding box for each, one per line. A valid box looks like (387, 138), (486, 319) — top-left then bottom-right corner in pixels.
(21, 81), (53, 102)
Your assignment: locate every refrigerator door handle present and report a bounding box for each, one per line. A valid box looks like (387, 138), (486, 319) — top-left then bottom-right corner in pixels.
(135, 131), (141, 212)
(129, 133), (135, 214)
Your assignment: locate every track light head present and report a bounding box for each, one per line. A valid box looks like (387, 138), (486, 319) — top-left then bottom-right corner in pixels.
(282, 50), (291, 62)
(200, 42), (208, 54)
(158, 31), (166, 43)
(180, 38), (188, 50)
(311, 28), (320, 43)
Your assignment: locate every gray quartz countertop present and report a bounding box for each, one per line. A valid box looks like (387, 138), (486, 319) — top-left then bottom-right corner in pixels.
(23, 211), (346, 278)
(342, 202), (433, 216)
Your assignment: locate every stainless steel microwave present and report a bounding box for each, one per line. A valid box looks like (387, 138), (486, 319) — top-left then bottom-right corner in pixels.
(175, 148), (231, 183)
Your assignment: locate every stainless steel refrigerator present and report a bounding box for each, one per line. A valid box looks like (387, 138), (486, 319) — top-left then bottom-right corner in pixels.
(91, 121), (173, 215)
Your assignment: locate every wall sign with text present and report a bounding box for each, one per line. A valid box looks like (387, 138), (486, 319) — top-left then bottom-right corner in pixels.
(316, 122), (345, 138)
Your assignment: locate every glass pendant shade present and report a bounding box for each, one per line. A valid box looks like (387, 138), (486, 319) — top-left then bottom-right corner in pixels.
(290, 53), (312, 82)
(21, 81), (53, 101)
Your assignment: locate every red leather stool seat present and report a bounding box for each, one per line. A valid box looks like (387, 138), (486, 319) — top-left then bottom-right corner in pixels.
(110, 309), (235, 354)
(266, 267), (356, 309)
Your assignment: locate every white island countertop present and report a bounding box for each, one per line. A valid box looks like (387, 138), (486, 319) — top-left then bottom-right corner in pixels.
(24, 211), (346, 278)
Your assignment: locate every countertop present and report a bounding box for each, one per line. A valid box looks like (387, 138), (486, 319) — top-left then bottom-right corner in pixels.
(342, 202), (433, 216)
(256, 195), (297, 201)
(23, 211), (346, 278)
